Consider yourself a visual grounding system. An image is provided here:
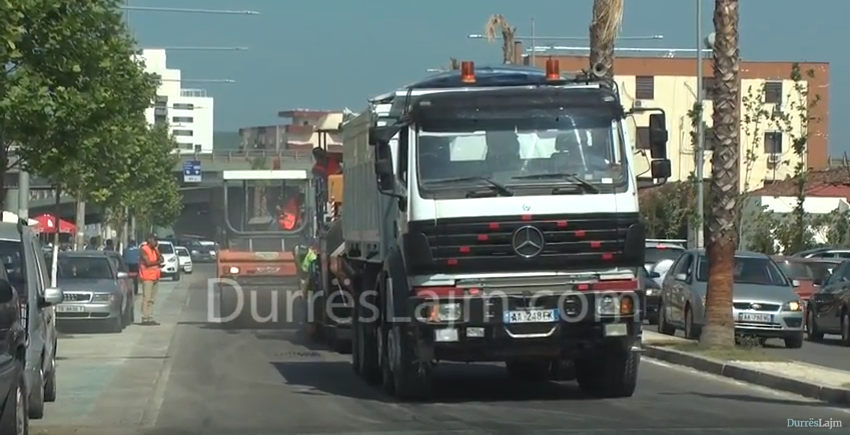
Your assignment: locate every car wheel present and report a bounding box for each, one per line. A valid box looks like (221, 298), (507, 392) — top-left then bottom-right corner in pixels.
(43, 352), (57, 403)
(841, 311), (850, 347)
(684, 305), (699, 340)
(0, 362), (29, 434)
(657, 301), (676, 336)
(27, 365), (45, 419)
(806, 310), (824, 341)
(173, 272), (181, 282)
(784, 333), (804, 349)
(104, 317), (123, 333)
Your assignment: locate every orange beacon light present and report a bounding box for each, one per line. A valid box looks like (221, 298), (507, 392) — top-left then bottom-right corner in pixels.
(460, 61), (476, 83)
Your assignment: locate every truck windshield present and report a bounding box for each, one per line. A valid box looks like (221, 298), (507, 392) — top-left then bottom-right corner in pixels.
(416, 111), (627, 193)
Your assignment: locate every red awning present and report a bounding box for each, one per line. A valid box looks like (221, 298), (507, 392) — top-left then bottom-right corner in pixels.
(33, 214), (76, 234)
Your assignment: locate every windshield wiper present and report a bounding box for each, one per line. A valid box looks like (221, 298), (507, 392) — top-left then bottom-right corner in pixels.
(427, 176), (514, 197)
(511, 173), (600, 193)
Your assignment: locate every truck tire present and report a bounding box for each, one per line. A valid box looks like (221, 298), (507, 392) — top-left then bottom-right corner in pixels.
(352, 292), (380, 384)
(388, 326), (433, 401)
(505, 361), (550, 381)
(576, 343), (639, 398)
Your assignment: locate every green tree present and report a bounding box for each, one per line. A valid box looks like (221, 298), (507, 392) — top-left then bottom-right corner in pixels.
(0, 0), (157, 206)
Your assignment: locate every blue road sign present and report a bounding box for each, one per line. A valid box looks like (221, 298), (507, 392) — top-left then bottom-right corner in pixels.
(183, 160), (202, 183)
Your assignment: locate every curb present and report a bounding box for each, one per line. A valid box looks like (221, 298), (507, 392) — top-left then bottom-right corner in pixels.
(643, 344), (850, 406)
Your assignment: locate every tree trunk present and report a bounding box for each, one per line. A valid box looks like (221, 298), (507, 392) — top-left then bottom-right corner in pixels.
(588, 0), (616, 78)
(701, 0), (740, 348)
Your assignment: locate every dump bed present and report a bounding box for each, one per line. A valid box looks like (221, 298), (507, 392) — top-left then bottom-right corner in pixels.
(341, 108), (395, 263)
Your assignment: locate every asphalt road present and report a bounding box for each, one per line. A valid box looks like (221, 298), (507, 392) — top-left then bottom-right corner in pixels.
(35, 265), (850, 434)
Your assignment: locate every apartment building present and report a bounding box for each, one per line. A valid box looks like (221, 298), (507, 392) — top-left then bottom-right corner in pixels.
(138, 49), (215, 154)
(519, 50), (829, 192)
(238, 110), (345, 153)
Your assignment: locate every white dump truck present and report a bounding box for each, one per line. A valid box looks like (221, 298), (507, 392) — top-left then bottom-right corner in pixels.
(340, 60), (672, 400)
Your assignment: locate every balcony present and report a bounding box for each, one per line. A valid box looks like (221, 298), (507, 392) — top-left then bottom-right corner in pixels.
(180, 89), (207, 98)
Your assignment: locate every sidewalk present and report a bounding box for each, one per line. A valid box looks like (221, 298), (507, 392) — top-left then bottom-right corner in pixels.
(33, 274), (203, 430)
(643, 330), (850, 406)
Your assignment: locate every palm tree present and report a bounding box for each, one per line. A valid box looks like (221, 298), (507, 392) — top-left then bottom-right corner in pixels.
(448, 57), (460, 70)
(701, 0), (740, 349)
(588, 0), (624, 78)
(484, 14), (516, 64)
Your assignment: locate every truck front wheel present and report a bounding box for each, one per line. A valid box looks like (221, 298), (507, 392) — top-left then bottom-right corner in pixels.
(353, 291), (380, 384)
(387, 326), (433, 401)
(575, 342), (639, 398)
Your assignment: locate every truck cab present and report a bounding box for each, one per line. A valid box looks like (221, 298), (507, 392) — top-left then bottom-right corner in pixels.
(344, 60), (671, 400)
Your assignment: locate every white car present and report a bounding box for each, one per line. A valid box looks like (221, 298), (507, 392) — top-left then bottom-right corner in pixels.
(175, 246), (193, 274)
(156, 241), (180, 281)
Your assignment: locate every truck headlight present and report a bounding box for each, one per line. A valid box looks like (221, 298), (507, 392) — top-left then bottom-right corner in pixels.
(228, 266), (240, 274)
(645, 288), (654, 296)
(596, 295), (621, 316)
(783, 301), (802, 311)
(420, 303), (462, 322)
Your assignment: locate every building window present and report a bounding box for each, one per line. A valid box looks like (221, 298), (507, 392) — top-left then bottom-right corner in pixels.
(154, 95), (168, 106)
(173, 129), (193, 137)
(172, 103), (194, 110)
(172, 116), (194, 123)
(635, 76), (655, 100)
(702, 77), (715, 100)
(702, 125), (716, 151)
(764, 82), (783, 104)
(636, 126), (651, 150)
(764, 132), (783, 154)
(154, 115), (167, 125)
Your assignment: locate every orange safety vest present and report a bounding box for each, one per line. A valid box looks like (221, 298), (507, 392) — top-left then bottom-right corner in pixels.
(139, 245), (161, 281)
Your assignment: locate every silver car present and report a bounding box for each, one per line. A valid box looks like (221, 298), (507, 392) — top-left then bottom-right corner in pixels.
(54, 252), (134, 332)
(657, 249), (805, 348)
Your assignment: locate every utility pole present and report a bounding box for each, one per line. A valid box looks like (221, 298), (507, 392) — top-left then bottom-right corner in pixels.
(75, 195), (86, 250)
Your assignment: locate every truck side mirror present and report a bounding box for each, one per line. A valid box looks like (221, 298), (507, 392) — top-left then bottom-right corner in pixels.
(650, 159), (672, 179)
(374, 157), (395, 192)
(648, 113), (668, 159)
(369, 125), (398, 146)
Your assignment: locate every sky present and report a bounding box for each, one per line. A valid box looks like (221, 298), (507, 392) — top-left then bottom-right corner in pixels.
(127, 0), (850, 155)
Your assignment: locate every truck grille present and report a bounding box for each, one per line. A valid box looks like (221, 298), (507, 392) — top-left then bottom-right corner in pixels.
(404, 213), (644, 274)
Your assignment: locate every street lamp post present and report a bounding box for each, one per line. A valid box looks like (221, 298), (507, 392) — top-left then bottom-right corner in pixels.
(695, 0), (705, 248)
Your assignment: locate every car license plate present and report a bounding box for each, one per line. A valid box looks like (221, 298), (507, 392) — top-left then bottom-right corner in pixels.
(738, 312), (772, 323)
(56, 305), (85, 313)
(503, 309), (559, 324)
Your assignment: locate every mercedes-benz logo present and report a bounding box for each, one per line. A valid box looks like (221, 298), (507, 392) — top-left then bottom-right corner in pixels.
(512, 226), (545, 258)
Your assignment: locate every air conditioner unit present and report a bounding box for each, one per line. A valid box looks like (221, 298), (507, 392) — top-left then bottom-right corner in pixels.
(772, 102), (784, 115)
(633, 100), (646, 108)
(766, 153), (781, 165)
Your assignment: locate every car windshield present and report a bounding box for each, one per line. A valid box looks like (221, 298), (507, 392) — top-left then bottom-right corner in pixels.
(777, 261), (839, 282)
(58, 257), (113, 279)
(0, 240), (25, 294)
(176, 247), (189, 256)
(157, 243), (174, 254)
(416, 109), (627, 194)
(696, 255), (787, 286)
(645, 247), (685, 265)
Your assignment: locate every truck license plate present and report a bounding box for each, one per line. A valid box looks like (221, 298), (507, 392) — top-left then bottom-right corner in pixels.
(503, 309), (559, 324)
(738, 312), (771, 323)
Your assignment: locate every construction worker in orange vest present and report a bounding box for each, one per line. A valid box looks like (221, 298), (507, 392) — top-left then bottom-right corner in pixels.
(139, 234), (163, 325)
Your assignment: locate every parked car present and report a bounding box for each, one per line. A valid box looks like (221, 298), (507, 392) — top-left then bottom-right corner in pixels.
(791, 247), (850, 259)
(156, 241), (180, 281)
(772, 256), (840, 301)
(645, 239), (686, 272)
(657, 249), (805, 348)
(175, 246), (193, 274)
(640, 267), (663, 324)
(806, 259), (850, 344)
(54, 251), (134, 332)
(0, 221), (63, 420)
(0, 255), (28, 432)
(192, 240), (218, 263)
